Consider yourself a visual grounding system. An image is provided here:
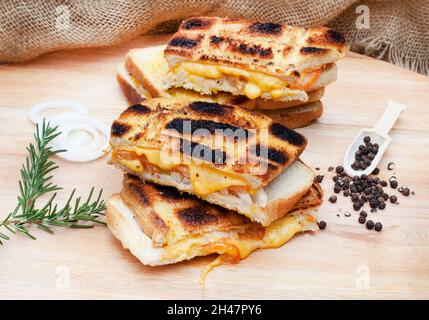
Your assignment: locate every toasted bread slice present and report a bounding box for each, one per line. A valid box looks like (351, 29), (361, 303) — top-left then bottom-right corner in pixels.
(106, 174), (322, 266)
(262, 101), (323, 129)
(116, 62), (149, 104)
(110, 99), (314, 225)
(166, 17), (348, 77)
(124, 46), (170, 98)
(110, 98), (307, 191)
(164, 17), (347, 101)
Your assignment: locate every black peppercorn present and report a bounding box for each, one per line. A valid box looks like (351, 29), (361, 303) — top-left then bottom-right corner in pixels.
(374, 222), (383, 232)
(390, 179), (398, 189)
(315, 175), (324, 183)
(317, 221), (327, 230)
(358, 216), (366, 224)
(371, 167), (380, 175)
(335, 166), (344, 174)
(401, 187), (410, 196)
(366, 220), (374, 230)
(353, 202), (362, 211)
(369, 200), (378, 208)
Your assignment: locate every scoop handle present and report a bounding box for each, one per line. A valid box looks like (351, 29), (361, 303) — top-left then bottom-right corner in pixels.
(373, 101), (406, 136)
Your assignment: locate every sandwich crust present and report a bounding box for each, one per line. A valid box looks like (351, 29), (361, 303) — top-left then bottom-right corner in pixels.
(125, 47), (169, 98)
(116, 72), (146, 105)
(261, 101), (323, 129)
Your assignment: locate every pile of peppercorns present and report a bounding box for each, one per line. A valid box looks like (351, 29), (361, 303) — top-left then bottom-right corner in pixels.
(351, 136), (379, 170)
(315, 162), (413, 232)
(327, 165), (395, 212)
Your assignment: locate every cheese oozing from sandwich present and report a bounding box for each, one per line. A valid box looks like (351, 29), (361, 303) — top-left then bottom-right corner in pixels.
(106, 193), (319, 270)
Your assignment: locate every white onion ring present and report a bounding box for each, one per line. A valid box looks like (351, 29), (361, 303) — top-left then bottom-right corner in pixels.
(28, 100), (88, 124)
(55, 123), (101, 153)
(40, 113), (110, 163)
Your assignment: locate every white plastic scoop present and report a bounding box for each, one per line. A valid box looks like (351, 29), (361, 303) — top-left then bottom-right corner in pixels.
(344, 101), (406, 177)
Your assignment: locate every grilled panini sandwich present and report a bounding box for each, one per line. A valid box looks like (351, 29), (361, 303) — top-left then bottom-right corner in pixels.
(106, 174), (323, 266)
(110, 98), (315, 226)
(117, 45), (324, 128)
(164, 16), (348, 103)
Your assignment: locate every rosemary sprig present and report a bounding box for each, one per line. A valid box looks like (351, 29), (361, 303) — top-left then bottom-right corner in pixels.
(0, 120), (106, 244)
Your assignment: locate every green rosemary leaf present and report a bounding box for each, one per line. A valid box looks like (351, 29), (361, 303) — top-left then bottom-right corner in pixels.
(0, 119), (106, 245)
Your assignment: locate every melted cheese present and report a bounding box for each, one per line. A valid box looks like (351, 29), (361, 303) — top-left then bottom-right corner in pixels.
(133, 148), (178, 170)
(244, 82), (262, 99)
(198, 213), (313, 284)
(188, 164), (248, 195)
(181, 62), (222, 79)
(158, 213), (313, 272)
(113, 148), (251, 195)
(177, 62), (291, 99)
(117, 159), (143, 172)
(218, 65), (250, 78)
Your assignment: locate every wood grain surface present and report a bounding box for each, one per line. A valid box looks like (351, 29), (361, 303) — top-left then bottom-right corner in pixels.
(0, 35), (428, 299)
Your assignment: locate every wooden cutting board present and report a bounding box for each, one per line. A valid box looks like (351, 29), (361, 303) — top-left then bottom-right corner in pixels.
(1, 35), (428, 299)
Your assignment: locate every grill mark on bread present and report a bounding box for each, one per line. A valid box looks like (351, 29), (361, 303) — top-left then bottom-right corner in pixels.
(199, 55), (248, 68)
(168, 36), (200, 49)
(326, 29), (346, 44)
(227, 40), (273, 58)
(249, 22), (282, 35)
(268, 163), (278, 171)
(228, 95), (250, 105)
(127, 181), (151, 206)
(179, 139), (227, 165)
(188, 101), (229, 116)
(111, 121), (131, 137)
(300, 47), (328, 55)
(307, 29), (346, 47)
(181, 18), (212, 30)
(210, 35), (224, 45)
(176, 205), (218, 228)
(153, 184), (188, 200)
(252, 144), (288, 164)
(269, 122), (306, 146)
(121, 104), (151, 116)
(166, 118), (252, 138)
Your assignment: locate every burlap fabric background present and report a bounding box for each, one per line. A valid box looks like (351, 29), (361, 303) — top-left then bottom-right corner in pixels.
(1, 0), (428, 75)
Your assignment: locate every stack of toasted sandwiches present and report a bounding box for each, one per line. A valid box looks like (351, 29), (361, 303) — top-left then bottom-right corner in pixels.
(107, 17), (348, 274)
(117, 16), (348, 128)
